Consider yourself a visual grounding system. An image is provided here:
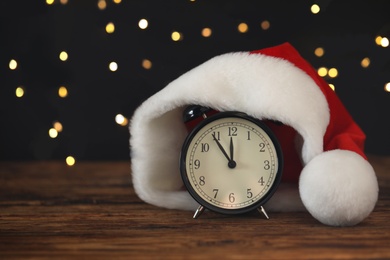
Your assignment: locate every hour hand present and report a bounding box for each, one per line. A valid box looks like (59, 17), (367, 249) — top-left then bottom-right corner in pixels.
(212, 133), (236, 169)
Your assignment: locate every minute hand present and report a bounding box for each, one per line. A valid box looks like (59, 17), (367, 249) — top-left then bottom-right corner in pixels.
(212, 133), (231, 162)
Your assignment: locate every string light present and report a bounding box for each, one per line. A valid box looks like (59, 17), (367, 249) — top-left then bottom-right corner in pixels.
(385, 83), (390, 92)
(171, 31), (183, 41)
(375, 36), (382, 45)
(66, 156), (76, 166)
(9, 59), (18, 70)
(16, 86), (25, 98)
(48, 128), (58, 138)
(260, 20), (270, 30)
(109, 62), (118, 71)
(60, 0), (68, 4)
(115, 114), (128, 126)
(58, 86), (68, 98)
(238, 23), (248, 33)
(106, 22), (115, 33)
(201, 28), (212, 37)
(53, 121), (63, 132)
(138, 19), (148, 29)
(317, 67), (328, 77)
(97, 0), (107, 10)
(361, 57), (370, 68)
(113, 0), (122, 4)
(380, 37), (389, 48)
(311, 4), (320, 14)
(46, 0), (54, 5)
(329, 84), (335, 91)
(142, 59), (152, 69)
(328, 68), (338, 78)
(314, 47), (324, 57)
(59, 51), (68, 61)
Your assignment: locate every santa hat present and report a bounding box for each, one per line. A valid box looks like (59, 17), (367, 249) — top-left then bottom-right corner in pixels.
(129, 42), (378, 226)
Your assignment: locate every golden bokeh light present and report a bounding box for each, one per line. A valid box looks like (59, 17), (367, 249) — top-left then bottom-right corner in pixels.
(314, 47), (324, 57)
(361, 57), (370, 68)
(59, 51), (68, 61)
(49, 128), (58, 138)
(53, 121), (63, 132)
(238, 23), (248, 33)
(46, 0), (54, 5)
(16, 86), (24, 98)
(58, 86), (68, 98)
(201, 27), (212, 37)
(115, 114), (129, 126)
(311, 4), (320, 14)
(97, 0), (107, 10)
(106, 22), (115, 33)
(9, 59), (18, 70)
(60, 0), (68, 4)
(66, 156), (76, 166)
(138, 19), (148, 29)
(260, 20), (270, 30)
(329, 84), (335, 91)
(317, 67), (328, 77)
(328, 68), (338, 78)
(142, 59), (152, 69)
(113, 0), (122, 4)
(109, 62), (118, 71)
(385, 82), (390, 92)
(171, 31), (183, 41)
(380, 37), (389, 47)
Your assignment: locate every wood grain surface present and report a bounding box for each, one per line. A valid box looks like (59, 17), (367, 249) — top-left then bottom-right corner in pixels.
(1, 155), (389, 259)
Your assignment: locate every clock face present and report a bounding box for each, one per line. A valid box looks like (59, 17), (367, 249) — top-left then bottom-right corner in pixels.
(180, 112), (283, 215)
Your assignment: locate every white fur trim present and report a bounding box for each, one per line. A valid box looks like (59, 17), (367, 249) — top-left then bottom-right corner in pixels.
(130, 52), (330, 211)
(299, 150), (378, 226)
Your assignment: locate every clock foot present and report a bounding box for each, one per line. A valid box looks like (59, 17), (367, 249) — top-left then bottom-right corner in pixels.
(257, 206), (269, 219)
(193, 205), (205, 219)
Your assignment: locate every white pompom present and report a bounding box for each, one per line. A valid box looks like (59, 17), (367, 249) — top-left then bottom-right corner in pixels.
(299, 150), (378, 226)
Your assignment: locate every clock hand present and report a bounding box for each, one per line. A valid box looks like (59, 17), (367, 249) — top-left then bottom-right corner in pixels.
(228, 137), (237, 169)
(212, 133), (231, 162)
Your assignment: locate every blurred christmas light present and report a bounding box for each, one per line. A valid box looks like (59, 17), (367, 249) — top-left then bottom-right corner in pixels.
(142, 59), (152, 70)
(238, 23), (248, 33)
(329, 84), (335, 91)
(46, 0), (54, 5)
(385, 82), (390, 92)
(314, 47), (324, 57)
(60, 0), (68, 4)
(317, 67), (328, 77)
(66, 156), (76, 166)
(16, 86), (25, 98)
(311, 4), (320, 14)
(260, 20), (270, 30)
(375, 36), (382, 45)
(59, 51), (68, 61)
(328, 68), (338, 78)
(97, 0), (107, 10)
(109, 62), (118, 71)
(113, 0), (122, 4)
(106, 22), (115, 33)
(49, 128), (58, 138)
(53, 121), (63, 132)
(201, 27), (212, 37)
(361, 57), (370, 68)
(9, 59), (18, 70)
(138, 19), (148, 29)
(115, 114), (128, 126)
(58, 86), (68, 98)
(171, 31), (183, 41)
(380, 37), (389, 48)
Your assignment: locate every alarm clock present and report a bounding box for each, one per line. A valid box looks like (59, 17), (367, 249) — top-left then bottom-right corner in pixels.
(180, 105), (284, 219)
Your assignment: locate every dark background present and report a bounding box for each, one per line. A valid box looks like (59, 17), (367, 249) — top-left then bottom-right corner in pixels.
(1, 0), (389, 162)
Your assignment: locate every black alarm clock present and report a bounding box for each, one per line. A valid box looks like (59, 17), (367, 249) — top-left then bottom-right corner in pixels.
(180, 105), (283, 219)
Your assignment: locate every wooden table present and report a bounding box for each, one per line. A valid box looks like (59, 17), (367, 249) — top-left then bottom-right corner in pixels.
(1, 156), (389, 259)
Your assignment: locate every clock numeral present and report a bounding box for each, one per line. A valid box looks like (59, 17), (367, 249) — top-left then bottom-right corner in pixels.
(258, 176), (265, 185)
(213, 189), (219, 198)
(194, 159), (201, 169)
(229, 193), (235, 203)
(259, 143), (265, 152)
(247, 188), (253, 198)
(201, 143), (209, 152)
(199, 176), (205, 186)
(264, 160), (270, 170)
(228, 127), (238, 136)
(212, 131), (220, 141)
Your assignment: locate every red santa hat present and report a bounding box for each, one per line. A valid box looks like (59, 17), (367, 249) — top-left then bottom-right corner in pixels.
(129, 42), (378, 226)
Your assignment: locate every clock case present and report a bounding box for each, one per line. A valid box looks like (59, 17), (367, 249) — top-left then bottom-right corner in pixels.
(180, 106), (284, 215)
